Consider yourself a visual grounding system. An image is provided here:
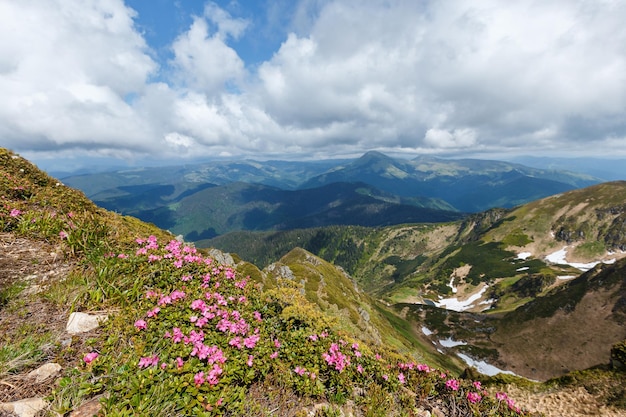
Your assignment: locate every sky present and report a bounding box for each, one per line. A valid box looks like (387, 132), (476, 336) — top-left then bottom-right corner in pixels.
(1, 0), (626, 172)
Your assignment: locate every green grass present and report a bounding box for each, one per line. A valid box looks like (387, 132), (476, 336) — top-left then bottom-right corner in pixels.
(0, 330), (55, 377)
(573, 241), (606, 259)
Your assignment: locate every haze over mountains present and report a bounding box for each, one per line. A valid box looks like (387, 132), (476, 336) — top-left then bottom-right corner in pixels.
(62, 151), (602, 241)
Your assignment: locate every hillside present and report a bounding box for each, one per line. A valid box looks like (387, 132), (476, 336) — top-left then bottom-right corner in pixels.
(301, 151), (599, 212)
(207, 181), (626, 382)
(100, 181), (462, 240)
(2, 149), (550, 416)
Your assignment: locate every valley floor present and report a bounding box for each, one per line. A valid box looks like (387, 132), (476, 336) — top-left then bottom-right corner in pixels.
(504, 384), (626, 417)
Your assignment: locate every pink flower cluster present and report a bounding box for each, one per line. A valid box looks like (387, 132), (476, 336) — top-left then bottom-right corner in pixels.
(127, 236), (268, 389)
(194, 364), (223, 386)
(323, 343), (351, 372)
(445, 378), (460, 391)
(496, 392), (521, 413)
(293, 366), (316, 380)
(467, 391), (482, 404)
(83, 352), (99, 364)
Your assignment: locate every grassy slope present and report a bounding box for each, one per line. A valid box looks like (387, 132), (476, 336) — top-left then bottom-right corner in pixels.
(2, 147), (536, 416)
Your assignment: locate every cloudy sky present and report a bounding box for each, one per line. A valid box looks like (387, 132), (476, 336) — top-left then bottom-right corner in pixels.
(2, 0), (625, 171)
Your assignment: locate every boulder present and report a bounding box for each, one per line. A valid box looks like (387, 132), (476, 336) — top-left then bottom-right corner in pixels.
(66, 312), (108, 334)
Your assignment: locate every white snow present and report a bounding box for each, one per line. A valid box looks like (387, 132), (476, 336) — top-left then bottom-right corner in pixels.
(557, 275), (576, 280)
(516, 252), (532, 260)
(516, 266), (529, 272)
(456, 353), (517, 377)
(421, 326), (433, 336)
(545, 246), (615, 271)
(439, 337), (467, 348)
(448, 276), (457, 293)
(434, 285), (489, 312)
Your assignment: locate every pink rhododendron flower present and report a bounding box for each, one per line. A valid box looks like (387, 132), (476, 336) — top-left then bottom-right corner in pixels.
(473, 381), (482, 390)
(206, 364), (223, 385)
(398, 372), (406, 384)
(229, 337), (242, 349)
(357, 364), (364, 374)
(294, 366), (307, 376)
(194, 371), (205, 386)
(175, 357), (184, 369)
(247, 355), (254, 367)
(417, 364), (431, 372)
(138, 355), (159, 369)
(134, 319), (147, 330)
(467, 391), (482, 404)
(59, 231), (68, 239)
(507, 398), (518, 411)
(309, 334), (318, 342)
(146, 307), (160, 318)
(171, 327), (184, 343)
(496, 392), (508, 401)
(9, 209), (21, 217)
(382, 374), (389, 381)
(446, 379), (460, 391)
(83, 352), (98, 364)
(270, 351), (279, 359)
(323, 343), (350, 372)
(243, 334), (260, 349)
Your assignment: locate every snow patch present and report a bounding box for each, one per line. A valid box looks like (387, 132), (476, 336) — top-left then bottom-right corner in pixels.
(516, 252), (532, 260)
(516, 266), (529, 272)
(545, 246), (614, 271)
(448, 276), (457, 293)
(421, 326), (433, 336)
(434, 285), (489, 312)
(456, 353), (517, 377)
(439, 337), (467, 348)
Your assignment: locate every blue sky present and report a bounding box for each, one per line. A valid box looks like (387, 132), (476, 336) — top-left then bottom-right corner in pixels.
(1, 0), (626, 171)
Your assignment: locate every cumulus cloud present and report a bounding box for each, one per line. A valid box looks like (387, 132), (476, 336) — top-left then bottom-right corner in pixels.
(0, 0), (157, 153)
(2, 0), (626, 168)
(169, 4), (248, 94)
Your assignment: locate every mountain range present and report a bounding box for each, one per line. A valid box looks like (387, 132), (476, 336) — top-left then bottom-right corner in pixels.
(61, 151), (601, 241)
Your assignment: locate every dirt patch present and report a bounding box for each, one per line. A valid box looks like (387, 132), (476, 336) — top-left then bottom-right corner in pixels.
(503, 384), (626, 417)
(0, 233), (70, 292)
(491, 286), (626, 381)
(0, 233), (84, 404)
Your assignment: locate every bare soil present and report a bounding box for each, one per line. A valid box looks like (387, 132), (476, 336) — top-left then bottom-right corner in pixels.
(0, 233), (84, 408)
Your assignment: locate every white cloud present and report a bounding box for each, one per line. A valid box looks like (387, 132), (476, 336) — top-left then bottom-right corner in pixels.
(3, 0), (626, 167)
(170, 17), (246, 94)
(0, 0), (156, 151)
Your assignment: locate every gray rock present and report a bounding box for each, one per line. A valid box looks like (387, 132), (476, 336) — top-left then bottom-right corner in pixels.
(66, 312), (108, 334)
(27, 362), (62, 383)
(0, 397), (47, 417)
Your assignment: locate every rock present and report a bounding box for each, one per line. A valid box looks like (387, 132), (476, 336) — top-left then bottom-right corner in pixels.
(0, 397), (47, 417)
(66, 312), (108, 334)
(69, 396), (103, 417)
(207, 249), (234, 266)
(27, 362), (62, 383)
(432, 408), (445, 417)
